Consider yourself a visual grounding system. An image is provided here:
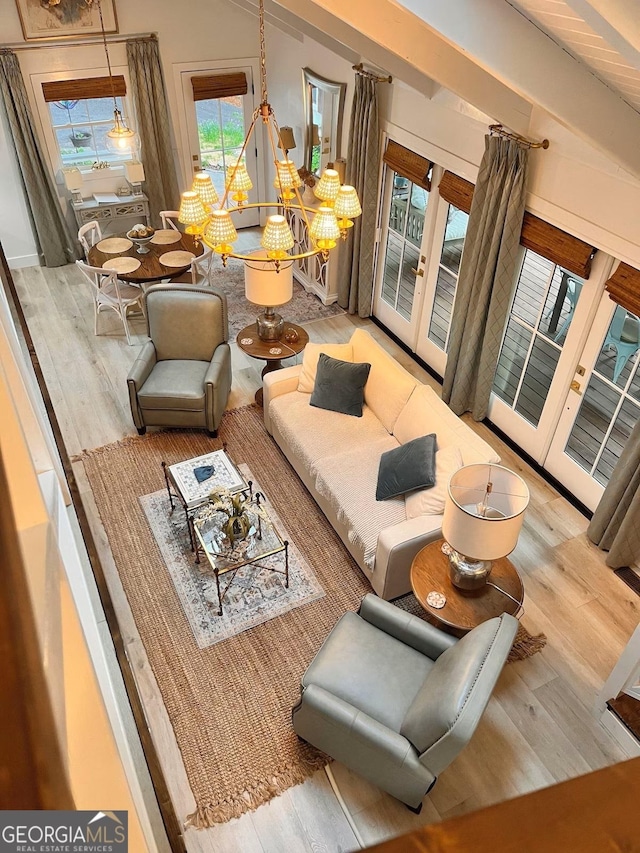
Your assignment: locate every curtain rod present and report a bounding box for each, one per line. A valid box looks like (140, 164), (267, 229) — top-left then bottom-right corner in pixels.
(1, 33), (155, 52)
(352, 63), (392, 84)
(489, 123), (549, 150)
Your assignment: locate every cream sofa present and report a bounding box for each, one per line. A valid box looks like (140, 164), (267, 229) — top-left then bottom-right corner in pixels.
(263, 329), (499, 600)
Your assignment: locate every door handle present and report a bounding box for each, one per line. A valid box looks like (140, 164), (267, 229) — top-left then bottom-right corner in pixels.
(411, 268), (424, 277)
(570, 380), (582, 395)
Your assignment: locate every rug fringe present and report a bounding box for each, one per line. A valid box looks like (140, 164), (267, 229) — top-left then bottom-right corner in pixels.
(508, 626), (547, 662)
(184, 754), (328, 829)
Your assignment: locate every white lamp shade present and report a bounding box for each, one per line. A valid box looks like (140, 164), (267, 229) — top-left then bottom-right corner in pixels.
(309, 207), (340, 243)
(334, 185), (362, 219)
(124, 160), (145, 183)
(245, 250), (293, 306)
(226, 161), (253, 192)
(192, 171), (219, 206)
(273, 160), (302, 190)
(178, 191), (208, 226)
(261, 214), (294, 254)
(204, 209), (238, 248)
(62, 167), (83, 192)
(442, 463), (529, 561)
(314, 168), (340, 203)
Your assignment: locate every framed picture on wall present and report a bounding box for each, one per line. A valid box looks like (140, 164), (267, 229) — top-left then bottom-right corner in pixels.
(15, 0), (118, 41)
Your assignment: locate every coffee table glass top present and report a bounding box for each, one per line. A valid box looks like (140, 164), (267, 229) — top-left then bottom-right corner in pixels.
(193, 500), (285, 577)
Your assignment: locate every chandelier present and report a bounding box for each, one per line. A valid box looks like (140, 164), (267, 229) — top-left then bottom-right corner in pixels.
(97, 0), (138, 154)
(182, 0), (361, 272)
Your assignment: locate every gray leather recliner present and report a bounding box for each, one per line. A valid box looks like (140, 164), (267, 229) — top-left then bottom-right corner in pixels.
(127, 284), (231, 436)
(293, 595), (518, 810)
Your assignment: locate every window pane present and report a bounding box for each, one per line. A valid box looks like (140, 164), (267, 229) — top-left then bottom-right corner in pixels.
(565, 375), (621, 475)
(48, 95), (129, 167)
(493, 319), (533, 407)
(389, 172), (409, 236)
(594, 397), (640, 485)
(594, 306), (640, 389)
(406, 184), (428, 247)
(539, 268), (584, 345)
(514, 336), (561, 427)
(381, 230), (402, 309)
(427, 268), (456, 350)
(511, 252), (553, 326)
(441, 206), (468, 274)
(398, 242), (419, 321)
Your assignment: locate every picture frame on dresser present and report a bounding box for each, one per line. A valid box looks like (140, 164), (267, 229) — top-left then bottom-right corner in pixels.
(15, 0), (118, 41)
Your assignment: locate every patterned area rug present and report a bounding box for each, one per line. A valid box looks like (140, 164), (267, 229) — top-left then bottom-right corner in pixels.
(80, 406), (545, 827)
(209, 255), (344, 339)
(139, 465), (325, 649)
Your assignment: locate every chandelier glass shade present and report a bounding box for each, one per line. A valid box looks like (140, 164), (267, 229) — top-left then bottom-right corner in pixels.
(178, 191), (208, 235)
(196, 0), (361, 272)
(191, 171), (219, 209)
(97, 0), (138, 156)
(334, 185), (362, 230)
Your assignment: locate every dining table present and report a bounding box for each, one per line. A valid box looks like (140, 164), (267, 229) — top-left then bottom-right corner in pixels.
(87, 230), (204, 284)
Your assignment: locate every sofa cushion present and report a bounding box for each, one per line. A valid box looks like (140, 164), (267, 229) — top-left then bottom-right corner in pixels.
(310, 354), (371, 417)
(394, 385), (500, 465)
(270, 391), (390, 472)
(313, 438), (406, 570)
(138, 360), (208, 411)
(303, 611), (434, 732)
(400, 616), (516, 754)
(298, 342), (353, 393)
(405, 445), (464, 518)
(350, 329), (417, 433)
(376, 434), (437, 501)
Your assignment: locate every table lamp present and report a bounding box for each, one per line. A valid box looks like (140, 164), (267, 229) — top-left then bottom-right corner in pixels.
(245, 250), (293, 341)
(124, 160), (145, 196)
(62, 167), (83, 203)
(442, 463), (529, 590)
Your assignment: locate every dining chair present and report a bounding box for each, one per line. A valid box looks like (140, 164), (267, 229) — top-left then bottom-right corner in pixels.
(75, 260), (144, 346)
(603, 305), (640, 383)
(159, 210), (181, 231)
(169, 245), (215, 287)
(78, 220), (103, 257)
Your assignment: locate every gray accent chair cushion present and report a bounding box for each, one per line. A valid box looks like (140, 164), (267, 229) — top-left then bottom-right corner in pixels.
(127, 284), (231, 434)
(293, 594), (518, 809)
(310, 353), (371, 417)
(376, 433), (437, 500)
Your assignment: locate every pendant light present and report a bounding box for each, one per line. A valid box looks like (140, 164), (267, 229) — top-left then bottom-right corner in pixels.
(98, 0), (138, 155)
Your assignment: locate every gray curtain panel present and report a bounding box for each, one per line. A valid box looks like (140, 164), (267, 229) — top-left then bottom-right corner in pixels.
(337, 75), (379, 317)
(0, 49), (80, 267)
(126, 37), (180, 228)
(442, 136), (529, 420)
(587, 417), (640, 568)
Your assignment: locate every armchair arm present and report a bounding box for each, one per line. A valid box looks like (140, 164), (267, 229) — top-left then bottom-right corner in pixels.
(205, 343), (232, 431)
(296, 684), (417, 768)
(358, 594), (457, 659)
(126, 341), (156, 429)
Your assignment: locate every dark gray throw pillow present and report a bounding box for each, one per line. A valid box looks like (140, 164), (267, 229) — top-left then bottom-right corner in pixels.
(310, 353), (371, 417)
(376, 433), (437, 501)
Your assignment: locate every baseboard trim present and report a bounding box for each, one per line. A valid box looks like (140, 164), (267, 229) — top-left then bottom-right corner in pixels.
(8, 253), (40, 270)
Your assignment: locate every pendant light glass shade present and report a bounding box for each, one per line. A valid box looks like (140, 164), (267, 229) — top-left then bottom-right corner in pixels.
(334, 185), (362, 229)
(178, 191), (208, 234)
(261, 214), (294, 258)
(205, 209), (238, 253)
(225, 161), (253, 203)
(273, 159), (302, 200)
(314, 168), (340, 204)
(310, 206), (340, 250)
(105, 108), (139, 155)
(192, 171), (219, 208)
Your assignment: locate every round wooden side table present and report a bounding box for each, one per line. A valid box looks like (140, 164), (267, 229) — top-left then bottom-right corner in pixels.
(410, 539), (524, 637)
(236, 322), (309, 406)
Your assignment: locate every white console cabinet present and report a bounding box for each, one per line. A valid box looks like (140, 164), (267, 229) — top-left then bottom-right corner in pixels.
(288, 202), (340, 305)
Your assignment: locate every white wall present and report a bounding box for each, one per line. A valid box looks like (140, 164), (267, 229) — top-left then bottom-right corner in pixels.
(0, 105), (39, 267)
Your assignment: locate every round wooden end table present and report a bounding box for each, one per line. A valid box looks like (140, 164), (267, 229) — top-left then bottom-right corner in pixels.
(236, 321), (309, 406)
(410, 539), (524, 637)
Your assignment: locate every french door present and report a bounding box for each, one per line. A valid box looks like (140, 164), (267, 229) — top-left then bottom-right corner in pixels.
(545, 292), (640, 510)
(372, 165), (438, 342)
(178, 65), (260, 227)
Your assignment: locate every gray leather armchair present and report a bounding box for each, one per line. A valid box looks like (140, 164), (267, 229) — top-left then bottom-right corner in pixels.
(293, 595), (518, 811)
(127, 284), (231, 436)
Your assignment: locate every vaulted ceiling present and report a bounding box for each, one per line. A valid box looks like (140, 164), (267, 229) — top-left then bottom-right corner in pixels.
(235, 0), (640, 180)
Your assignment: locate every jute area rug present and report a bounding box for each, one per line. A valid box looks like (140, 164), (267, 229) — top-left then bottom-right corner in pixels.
(80, 406), (545, 827)
(209, 255), (344, 339)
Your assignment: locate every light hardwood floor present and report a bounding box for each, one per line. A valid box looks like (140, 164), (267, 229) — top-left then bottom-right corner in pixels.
(12, 258), (639, 853)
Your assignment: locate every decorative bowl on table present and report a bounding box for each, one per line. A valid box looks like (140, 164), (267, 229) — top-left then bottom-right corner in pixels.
(127, 224), (155, 254)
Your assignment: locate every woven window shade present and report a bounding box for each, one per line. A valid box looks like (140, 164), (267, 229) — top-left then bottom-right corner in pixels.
(605, 263), (640, 317)
(520, 213), (596, 279)
(438, 171), (474, 214)
(383, 140), (432, 190)
(191, 73), (248, 102)
(42, 76), (126, 102)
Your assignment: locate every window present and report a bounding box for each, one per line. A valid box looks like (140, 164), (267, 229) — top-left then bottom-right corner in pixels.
(47, 96), (131, 168)
(426, 204), (469, 350)
(492, 251), (585, 427)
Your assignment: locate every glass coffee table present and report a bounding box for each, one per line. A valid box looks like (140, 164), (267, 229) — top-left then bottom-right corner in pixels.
(192, 488), (290, 616)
